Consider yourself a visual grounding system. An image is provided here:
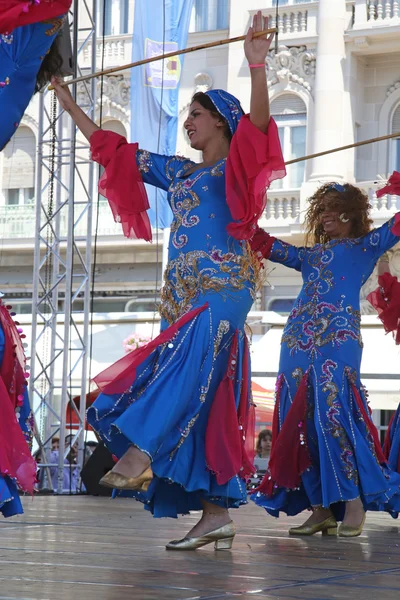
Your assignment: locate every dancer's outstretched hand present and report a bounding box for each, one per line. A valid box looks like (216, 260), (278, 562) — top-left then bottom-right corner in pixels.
(244, 11), (274, 65)
(51, 76), (76, 113)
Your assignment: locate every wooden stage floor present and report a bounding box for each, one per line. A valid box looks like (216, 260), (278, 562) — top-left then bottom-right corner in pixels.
(1, 495), (400, 600)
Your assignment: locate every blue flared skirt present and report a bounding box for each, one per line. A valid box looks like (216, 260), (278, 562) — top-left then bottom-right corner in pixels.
(87, 289), (253, 518)
(252, 350), (400, 521)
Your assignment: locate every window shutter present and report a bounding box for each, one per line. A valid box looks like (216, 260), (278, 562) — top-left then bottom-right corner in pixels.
(271, 93), (307, 116)
(393, 104), (400, 135)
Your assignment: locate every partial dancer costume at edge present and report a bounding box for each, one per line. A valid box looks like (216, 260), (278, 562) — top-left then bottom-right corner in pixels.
(0, 0), (63, 518)
(0, 1), (72, 151)
(53, 13), (285, 549)
(251, 174), (400, 537)
(368, 172), (400, 479)
(0, 300), (36, 517)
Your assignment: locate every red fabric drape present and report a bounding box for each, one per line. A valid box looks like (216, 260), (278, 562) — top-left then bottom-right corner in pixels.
(351, 382), (387, 465)
(205, 332), (256, 485)
(226, 116), (286, 240)
(90, 131), (152, 241)
(376, 171), (400, 200)
(383, 413), (395, 461)
(0, 302), (36, 494)
(367, 272), (400, 344)
(239, 335), (256, 473)
(0, 1), (72, 33)
(93, 303), (208, 395)
(256, 371), (311, 496)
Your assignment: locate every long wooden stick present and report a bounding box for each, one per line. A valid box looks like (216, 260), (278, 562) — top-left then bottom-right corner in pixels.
(286, 131), (400, 166)
(48, 27), (277, 90)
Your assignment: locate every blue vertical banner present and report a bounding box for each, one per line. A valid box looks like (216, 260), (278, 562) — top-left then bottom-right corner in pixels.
(131, 0), (194, 228)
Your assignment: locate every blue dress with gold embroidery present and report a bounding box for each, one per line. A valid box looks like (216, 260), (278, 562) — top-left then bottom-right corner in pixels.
(87, 150), (260, 517)
(252, 215), (400, 519)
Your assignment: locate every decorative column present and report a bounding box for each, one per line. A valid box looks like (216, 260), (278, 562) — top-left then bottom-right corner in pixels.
(308, 0), (348, 183)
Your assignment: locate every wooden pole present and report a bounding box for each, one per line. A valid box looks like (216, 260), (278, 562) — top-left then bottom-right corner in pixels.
(285, 131), (400, 166)
(48, 27), (277, 90)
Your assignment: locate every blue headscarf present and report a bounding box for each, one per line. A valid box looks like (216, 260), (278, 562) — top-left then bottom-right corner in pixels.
(205, 89), (244, 136)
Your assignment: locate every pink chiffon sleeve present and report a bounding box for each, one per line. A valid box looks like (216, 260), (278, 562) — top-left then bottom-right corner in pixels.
(226, 116), (286, 240)
(90, 129), (152, 242)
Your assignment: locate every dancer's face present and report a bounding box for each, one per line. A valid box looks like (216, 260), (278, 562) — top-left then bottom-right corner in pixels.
(184, 101), (224, 151)
(318, 196), (353, 240)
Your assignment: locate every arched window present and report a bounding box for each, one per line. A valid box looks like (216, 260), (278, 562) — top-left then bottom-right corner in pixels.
(2, 126), (36, 205)
(392, 103), (400, 172)
(270, 93), (307, 189)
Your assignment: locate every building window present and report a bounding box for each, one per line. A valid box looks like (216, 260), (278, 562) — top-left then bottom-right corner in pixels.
(2, 126), (36, 205)
(271, 93), (307, 189)
(190, 0), (229, 32)
(392, 103), (400, 172)
(120, 0), (129, 34)
(98, 0), (129, 36)
(5, 188), (34, 205)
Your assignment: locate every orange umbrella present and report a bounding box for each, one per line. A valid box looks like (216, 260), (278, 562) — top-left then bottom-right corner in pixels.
(252, 381), (274, 430)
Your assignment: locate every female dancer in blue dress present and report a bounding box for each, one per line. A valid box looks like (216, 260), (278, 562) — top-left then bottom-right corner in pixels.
(251, 180), (400, 537)
(52, 12), (285, 549)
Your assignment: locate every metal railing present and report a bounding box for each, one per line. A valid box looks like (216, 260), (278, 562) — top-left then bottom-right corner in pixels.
(0, 201), (121, 238)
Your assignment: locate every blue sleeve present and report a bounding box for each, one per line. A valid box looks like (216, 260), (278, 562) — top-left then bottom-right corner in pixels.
(0, 18), (65, 65)
(136, 150), (190, 191)
(269, 238), (305, 272)
(363, 213), (400, 259)
(0, 18), (65, 150)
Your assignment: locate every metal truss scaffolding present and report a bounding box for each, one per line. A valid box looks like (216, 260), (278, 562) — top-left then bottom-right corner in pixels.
(30, 0), (98, 493)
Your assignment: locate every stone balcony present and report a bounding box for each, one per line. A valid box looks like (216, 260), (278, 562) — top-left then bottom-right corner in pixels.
(81, 34), (132, 71)
(351, 0), (400, 29)
(1, 180), (397, 241)
(261, 1), (319, 45)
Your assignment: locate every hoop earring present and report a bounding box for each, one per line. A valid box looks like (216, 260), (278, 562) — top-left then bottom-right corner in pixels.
(339, 213), (349, 223)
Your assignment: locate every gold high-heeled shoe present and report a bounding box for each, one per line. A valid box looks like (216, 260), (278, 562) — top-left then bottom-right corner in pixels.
(338, 514), (366, 537)
(289, 516), (338, 536)
(166, 521), (236, 551)
(99, 466), (153, 491)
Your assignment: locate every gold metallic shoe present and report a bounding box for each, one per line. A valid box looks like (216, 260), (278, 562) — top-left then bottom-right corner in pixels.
(166, 521), (236, 551)
(99, 466), (153, 491)
(289, 516), (338, 536)
(338, 514), (366, 538)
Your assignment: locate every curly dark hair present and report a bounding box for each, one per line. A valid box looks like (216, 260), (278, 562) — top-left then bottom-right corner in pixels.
(304, 182), (373, 245)
(34, 35), (64, 94)
(191, 91), (233, 142)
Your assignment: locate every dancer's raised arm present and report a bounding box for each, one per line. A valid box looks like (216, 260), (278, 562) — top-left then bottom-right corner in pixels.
(244, 11), (274, 133)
